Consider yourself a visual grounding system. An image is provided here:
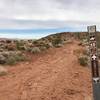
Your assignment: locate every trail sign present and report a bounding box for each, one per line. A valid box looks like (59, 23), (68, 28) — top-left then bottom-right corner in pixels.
(88, 25), (100, 100)
(88, 25), (96, 33)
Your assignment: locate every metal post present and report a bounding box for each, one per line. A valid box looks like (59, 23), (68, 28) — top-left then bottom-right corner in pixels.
(88, 25), (100, 100)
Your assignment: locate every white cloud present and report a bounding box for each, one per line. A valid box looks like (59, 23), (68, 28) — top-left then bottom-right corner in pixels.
(0, 0), (100, 29)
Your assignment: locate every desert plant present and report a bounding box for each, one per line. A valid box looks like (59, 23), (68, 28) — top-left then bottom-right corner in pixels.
(16, 41), (25, 50)
(78, 56), (88, 66)
(14, 54), (26, 61)
(39, 46), (47, 51)
(0, 51), (26, 65)
(6, 56), (17, 65)
(18, 46), (26, 50)
(52, 37), (62, 46)
(0, 71), (7, 76)
(75, 32), (80, 39)
(6, 53), (26, 65)
(0, 55), (6, 64)
(55, 43), (63, 48)
(0, 66), (7, 76)
(26, 47), (32, 52)
(52, 37), (63, 48)
(82, 49), (89, 56)
(43, 44), (51, 49)
(73, 49), (82, 57)
(6, 43), (16, 51)
(33, 40), (38, 44)
(31, 47), (41, 54)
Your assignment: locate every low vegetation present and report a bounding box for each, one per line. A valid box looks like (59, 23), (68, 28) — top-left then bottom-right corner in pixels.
(0, 34), (67, 65)
(0, 51), (26, 65)
(0, 31), (95, 66)
(31, 47), (41, 54)
(78, 56), (88, 66)
(0, 66), (8, 76)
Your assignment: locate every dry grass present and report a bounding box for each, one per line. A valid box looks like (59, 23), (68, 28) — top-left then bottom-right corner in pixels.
(0, 66), (8, 76)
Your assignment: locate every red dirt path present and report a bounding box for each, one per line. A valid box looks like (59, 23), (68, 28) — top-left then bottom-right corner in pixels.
(0, 41), (92, 100)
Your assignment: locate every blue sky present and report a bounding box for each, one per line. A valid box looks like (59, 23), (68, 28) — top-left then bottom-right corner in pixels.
(0, 0), (100, 39)
(0, 27), (86, 39)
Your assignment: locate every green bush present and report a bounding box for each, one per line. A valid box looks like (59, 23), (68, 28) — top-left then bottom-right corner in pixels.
(33, 40), (38, 44)
(0, 55), (6, 64)
(17, 45), (26, 50)
(6, 56), (17, 65)
(16, 41), (25, 50)
(78, 56), (88, 66)
(6, 54), (26, 65)
(0, 51), (27, 65)
(43, 44), (50, 49)
(31, 47), (41, 54)
(54, 43), (63, 48)
(39, 46), (47, 51)
(26, 47), (32, 52)
(52, 38), (62, 46)
(14, 54), (26, 61)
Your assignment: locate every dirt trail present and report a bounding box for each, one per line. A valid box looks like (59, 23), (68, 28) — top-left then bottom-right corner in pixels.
(0, 41), (92, 100)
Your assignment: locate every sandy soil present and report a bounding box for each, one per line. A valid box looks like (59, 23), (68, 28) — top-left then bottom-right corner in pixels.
(0, 41), (93, 100)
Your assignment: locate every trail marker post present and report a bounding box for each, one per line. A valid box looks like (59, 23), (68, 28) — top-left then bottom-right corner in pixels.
(88, 25), (100, 100)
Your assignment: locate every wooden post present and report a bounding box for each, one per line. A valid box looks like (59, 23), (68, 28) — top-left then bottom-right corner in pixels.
(88, 25), (100, 100)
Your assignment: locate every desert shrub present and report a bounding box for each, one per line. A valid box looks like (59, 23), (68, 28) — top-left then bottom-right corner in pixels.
(6, 44), (16, 51)
(18, 46), (26, 50)
(75, 32), (80, 39)
(48, 42), (53, 47)
(0, 66), (7, 76)
(0, 51), (27, 65)
(82, 49), (89, 56)
(52, 37), (63, 48)
(0, 55), (6, 64)
(52, 38), (62, 46)
(33, 40), (38, 44)
(0, 71), (7, 76)
(0, 44), (7, 50)
(1, 52), (9, 58)
(39, 46), (47, 51)
(6, 54), (26, 65)
(54, 43), (63, 48)
(6, 56), (17, 65)
(6, 40), (12, 43)
(0, 49), (3, 52)
(14, 54), (26, 61)
(74, 32), (87, 40)
(73, 49), (82, 57)
(43, 44), (51, 49)
(16, 41), (25, 50)
(78, 56), (88, 66)
(31, 47), (41, 54)
(26, 47), (32, 52)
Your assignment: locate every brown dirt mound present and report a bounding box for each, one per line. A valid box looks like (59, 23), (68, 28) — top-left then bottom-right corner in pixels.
(0, 40), (92, 100)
